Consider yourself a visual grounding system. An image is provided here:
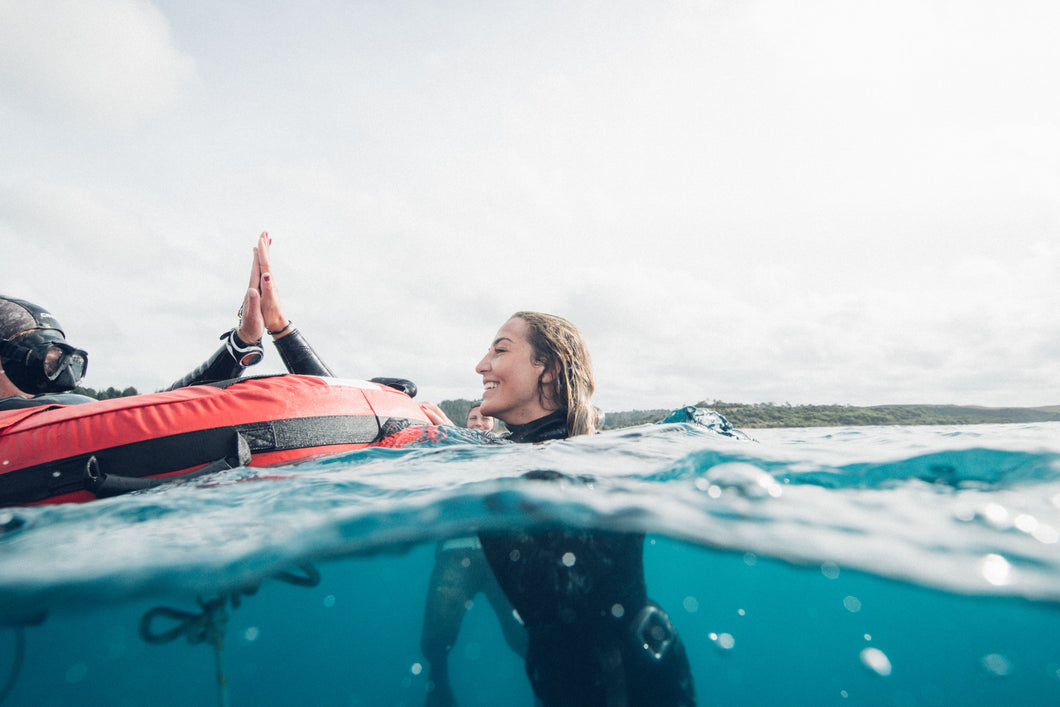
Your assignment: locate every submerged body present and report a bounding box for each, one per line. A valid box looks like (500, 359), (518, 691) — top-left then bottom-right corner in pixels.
(479, 410), (696, 707)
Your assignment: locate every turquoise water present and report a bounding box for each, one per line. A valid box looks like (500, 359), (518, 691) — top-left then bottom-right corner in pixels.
(2, 416), (1059, 706)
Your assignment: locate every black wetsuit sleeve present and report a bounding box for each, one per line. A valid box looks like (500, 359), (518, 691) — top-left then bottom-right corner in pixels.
(272, 328), (334, 376)
(165, 341), (249, 391)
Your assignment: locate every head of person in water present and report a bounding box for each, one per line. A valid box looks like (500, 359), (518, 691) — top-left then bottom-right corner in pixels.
(476, 311), (597, 436)
(465, 401), (495, 432)
(0, 295), (88, 396)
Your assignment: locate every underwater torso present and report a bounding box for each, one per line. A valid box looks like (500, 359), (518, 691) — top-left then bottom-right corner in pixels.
(481, 409), (649, 626)
(478, 409), (693, 706)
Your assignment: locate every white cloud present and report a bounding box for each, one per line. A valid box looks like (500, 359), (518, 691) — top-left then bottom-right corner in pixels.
(1, 1), (1059, 409)
(0, 0), (195, 127)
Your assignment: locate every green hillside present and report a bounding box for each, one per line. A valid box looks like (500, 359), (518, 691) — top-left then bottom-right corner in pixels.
(600, 402), (1060, 429)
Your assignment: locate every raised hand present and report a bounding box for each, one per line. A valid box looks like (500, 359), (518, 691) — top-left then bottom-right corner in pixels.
(255, 232), (291, 338)
(236, 237), (265, 344)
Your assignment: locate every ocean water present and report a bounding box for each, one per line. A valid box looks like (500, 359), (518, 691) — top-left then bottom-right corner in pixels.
(1, 415), (1059, 706)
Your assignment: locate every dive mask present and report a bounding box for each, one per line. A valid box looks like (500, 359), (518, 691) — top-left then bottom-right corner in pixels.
(0, 329), (88, 394)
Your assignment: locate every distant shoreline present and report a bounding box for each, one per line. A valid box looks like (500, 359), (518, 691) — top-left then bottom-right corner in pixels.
(76, 387), (1060, 430)
(599, 402), (1060, 429)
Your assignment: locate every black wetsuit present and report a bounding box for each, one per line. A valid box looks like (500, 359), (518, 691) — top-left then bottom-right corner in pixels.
(0, 328), (331, 411)
(478, 409), (696, 707)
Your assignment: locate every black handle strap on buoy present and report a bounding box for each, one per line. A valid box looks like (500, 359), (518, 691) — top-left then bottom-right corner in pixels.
(84, 432), (252, 499)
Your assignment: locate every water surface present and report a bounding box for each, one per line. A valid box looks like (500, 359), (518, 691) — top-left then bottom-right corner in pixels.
(2, 417), (1058, 705)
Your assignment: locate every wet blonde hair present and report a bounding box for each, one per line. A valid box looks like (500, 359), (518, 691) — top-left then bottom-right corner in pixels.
(512, 311), (598, 436)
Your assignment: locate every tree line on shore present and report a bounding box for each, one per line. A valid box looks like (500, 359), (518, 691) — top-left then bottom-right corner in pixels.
(597, 401), (1060, 429)
(73, 385), (140, 400)
(74, 386), (1060, 429)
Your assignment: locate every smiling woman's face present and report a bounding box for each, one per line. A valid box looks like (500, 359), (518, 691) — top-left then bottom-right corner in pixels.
(475, 317), (556, 426)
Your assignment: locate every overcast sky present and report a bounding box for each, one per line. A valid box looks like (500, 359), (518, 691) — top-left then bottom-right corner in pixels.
(2, 0), (1058, 412)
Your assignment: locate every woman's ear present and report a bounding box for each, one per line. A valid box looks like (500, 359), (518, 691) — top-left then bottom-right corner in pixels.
(540, 362), (558, 386)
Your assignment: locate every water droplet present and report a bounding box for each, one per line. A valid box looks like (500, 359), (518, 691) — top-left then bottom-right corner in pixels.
(821, 562), (841, 580)
(682, 596), (698, 613)
(1032, 524), (1059, 544)
(715, 633), (735, 650)
(410, 662), (423, 675)
(461, 557), (471, 568)
(981, 653), (1013, 677)
(244, 627), (260, 642)
(980, 553), (1012, 586)
(743, 553), (757, 566)
(65, 663), (88, 684)
(464, 642), (482, 660)
(323, 594), (336, 608)
(508, 549), (521, 562)
(561, 552), (576, 567)
(860, 647), (892, 676)
(843, 596), (862, 613)
(979, 503), (1012, 529)
(611, 603), (625, 618)
(1014, 514), (1039, 533)
(737, 608), (746, 616)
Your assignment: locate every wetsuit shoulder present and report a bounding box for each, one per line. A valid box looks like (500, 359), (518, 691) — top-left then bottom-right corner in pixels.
(504, 409), (568, 443)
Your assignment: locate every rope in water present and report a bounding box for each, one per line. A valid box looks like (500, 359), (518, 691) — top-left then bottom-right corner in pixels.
(139, 563), (321, 707)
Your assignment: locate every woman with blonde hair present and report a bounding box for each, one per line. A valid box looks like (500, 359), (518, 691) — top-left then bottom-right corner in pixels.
(241, 237), (693, 706)
(474, 312), (695, 707)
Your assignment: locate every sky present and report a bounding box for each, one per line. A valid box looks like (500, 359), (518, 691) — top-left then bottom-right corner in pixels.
(2, 0), (1058, 412)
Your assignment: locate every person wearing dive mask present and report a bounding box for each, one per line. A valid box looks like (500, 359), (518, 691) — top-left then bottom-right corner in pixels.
(0, 296), (95, 407)
(0, 328), (88, 395)
(0, 289), (271, 410)
(0, 235), (336, 412)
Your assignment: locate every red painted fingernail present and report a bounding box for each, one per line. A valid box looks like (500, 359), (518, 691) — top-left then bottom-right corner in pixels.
(263, 273), (272, 282)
